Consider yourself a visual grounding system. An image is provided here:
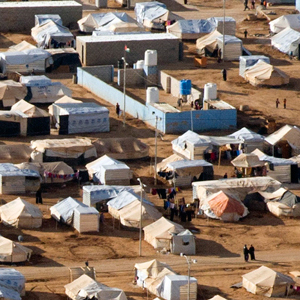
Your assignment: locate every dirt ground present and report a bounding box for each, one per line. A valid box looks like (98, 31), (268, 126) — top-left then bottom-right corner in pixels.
(2, 0), (300, 300)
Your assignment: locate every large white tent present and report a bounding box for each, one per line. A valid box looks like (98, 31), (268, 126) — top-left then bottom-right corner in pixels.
(196, 30), (222, 56)
(242, 266), (294, 297)
(239, 55), (270, 78)
(269, 14), (300, 34)
(0, 236), (32, 263)
(166, 19), (215, 40)
(0, 197), (42, 228)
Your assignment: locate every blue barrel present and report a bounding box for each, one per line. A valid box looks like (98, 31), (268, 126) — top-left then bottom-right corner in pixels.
(180, 79), (192, 95)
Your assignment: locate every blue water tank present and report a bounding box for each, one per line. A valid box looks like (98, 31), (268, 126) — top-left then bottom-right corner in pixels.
(180, 79), (192, 95)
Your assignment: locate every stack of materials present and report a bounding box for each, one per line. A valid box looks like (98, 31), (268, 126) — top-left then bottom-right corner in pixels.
(73, 206), (100, 233)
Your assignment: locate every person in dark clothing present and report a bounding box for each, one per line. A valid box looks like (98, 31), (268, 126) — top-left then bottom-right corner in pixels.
(243, 245), (249, 262)
(249, 245), (255, 260)
(36, 187), (43, 204)
(244, 0), (250, 10)
(221, 69), (227, 81)
(116, 103), (120, 118)
(244, 29), (248, 38)
(223, 173), (228, 178)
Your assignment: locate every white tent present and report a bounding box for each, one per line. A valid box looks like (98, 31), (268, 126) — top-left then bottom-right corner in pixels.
(8, 41), (36, 52)
(30, 138), (97, 165)
(143, 217), (185, 250)
(31, 20), (74, 49)
(0, 268), (26, 295)
(239, 55), (270, 78)
(48, 95), (82, 117)
(0, 80), (27, 108)
(216, 35), (242, 61)
(51, 102), (109, 135)
(65, 274), (128, 300)
(0, 284), (21, 300)
(244, 60), (289, 87)
(271, 27), (300, 56)
(134, 1), (183, 30)
(171, 229), (196, 255)
(35, 14), (63, 27)
(0, 164), (41, 194)
(242, 266), (294, 297)
(0, 236), (32, 263)
(0, 197), (42, 228)
(157, 275), (197, 300)
(0, 48), (51, 74)
(73, 206), (100, 233)
(167, 19), (215, 40)
(86, 155), (132, 185)
(269, 14), (300, 34)
(50, 197), (87, 224)
(196, 30), (222, 56)
(207, 17), (236, 36)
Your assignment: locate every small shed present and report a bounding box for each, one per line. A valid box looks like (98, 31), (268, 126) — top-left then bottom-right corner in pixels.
(216, 35), (242, 61)
(0, 236), (32, 263)
(73, 206), (100, 233)
(171, 229), (196, 255)
(239, 55), (270, 78)
(0, 197), (42, 228)
(51, 102), (109, 134)
(207, 17), (236, 36)
(0, 80), (27, 108)
(86, 155), (132, 185)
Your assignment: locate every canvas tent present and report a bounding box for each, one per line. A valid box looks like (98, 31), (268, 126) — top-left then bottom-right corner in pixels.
(196, 30), (222, 57)
(15, 161), (75, 184)
(0, 80), (27, 108)
(10, 100), (50, 136)
(269, 14), (300, 34)
(50, 197), (87, 225)
(239, 55), (270, 78)
(0, 48), (51, 74)
(0, 268), (26, 295)
(0, 197), (42, 228)
(171, 229), (196, 255)
(271, 27), (300, 56)
(0, 164), (40, 194)
(0, 144), (32, 164)
(216, 35), (242, 61)
(8, 41), (36, 52)
(242, 266), (294, 297)
(35, 14), (63, 26)
(166, 19), (215, 40)
(143, 217), (185, 250)
(0, 236), (32, 263)
(252, 148), (298, 183)
(264, 124), (300, 157)
(207, 17), (236, 36)
(31, 20), (74, 49)
(201, 190), (249, 222)
(51, 102), (109, 135)
(86, 155), (132, 185)
(73, 206), (100, 233)
(92, 137), (149, 160)
(65, 274), (128, 300)
(244, 60), (289, 87)
(30, 138), (97, 165)
(134, 1), (183, 30)
(48, 95), (82, 119)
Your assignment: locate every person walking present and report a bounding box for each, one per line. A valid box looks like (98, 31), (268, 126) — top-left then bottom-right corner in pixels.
(244, 0), (250, 10)
(283, 98), (287, 109)
(251, 0), (255, 9)
(221, 69), (227, 81)
(36, 187), (43, 204)
(223, 173), (228, 178)
(244, 29), (248, 38)
(116, 103), (120, 118)
(243, 245), (249, 262)
(276, 98), (280, 108)
(249, 245), (255, 260)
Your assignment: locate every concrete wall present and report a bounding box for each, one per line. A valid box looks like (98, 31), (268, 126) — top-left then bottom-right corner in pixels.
(77, 66), (237, 134)
(76, 37), (180, 66)
(118, 69), (145, 87)
(0, 1), (82, 33)
(84, 65), (114, 83)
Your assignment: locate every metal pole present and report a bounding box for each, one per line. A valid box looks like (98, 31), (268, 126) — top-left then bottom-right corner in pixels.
(138, 178), (143, 256)
(222, 0), (225, 61)
(186, 256), (190, 300)
(123, 56), (126, 127)
(154, 116), (158, 185)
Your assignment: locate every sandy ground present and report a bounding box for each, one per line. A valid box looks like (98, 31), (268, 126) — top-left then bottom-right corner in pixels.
(2, 0), (300, 300)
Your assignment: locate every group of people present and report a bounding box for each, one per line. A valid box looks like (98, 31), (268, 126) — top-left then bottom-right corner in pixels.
(243, 244), (255, 262)
(276, 98), (287, 109)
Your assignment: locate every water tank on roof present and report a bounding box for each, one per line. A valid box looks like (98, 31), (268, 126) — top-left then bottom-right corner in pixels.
(146, 87), (159, 104)
(203, 83), (217, 101)
(180, 79), (192, 95)
(136, 60), (144, 69)
(144, 50), (157, 66)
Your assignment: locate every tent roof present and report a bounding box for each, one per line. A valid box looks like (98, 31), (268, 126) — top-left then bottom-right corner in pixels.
(0, 284), (21, 300)
(8, 41), (36, 52)
(74, 206), (99, 214)
(264, 124), (300, 149)
(271, 27), (300, 55)
(216, 34), (242, 44)
(172, 130), (211, 148)
(231, 153), (265, 168)
(0, 163), (40, 177)
(86, 155), (127, 174)
(20, 75), (52, 86)
(0, 144), (32, 163)
(35, 14), (62, 26)
(252, 149), (296, 166)
(227, 127), (265, 142)
(134, 259), (173, 277)
(108, 190), (145, 210)
(269, 14), (300, 33)
(52, 102), (109, 115)
(242, 265), (294, 286)
(156, 154), (184, 172)
(167, 19), (215, 34)
(0, 236), (32, 257)
(135, 1), (168, 23)
(11, 100), (49, 117)
(196, 29), (222, 52)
